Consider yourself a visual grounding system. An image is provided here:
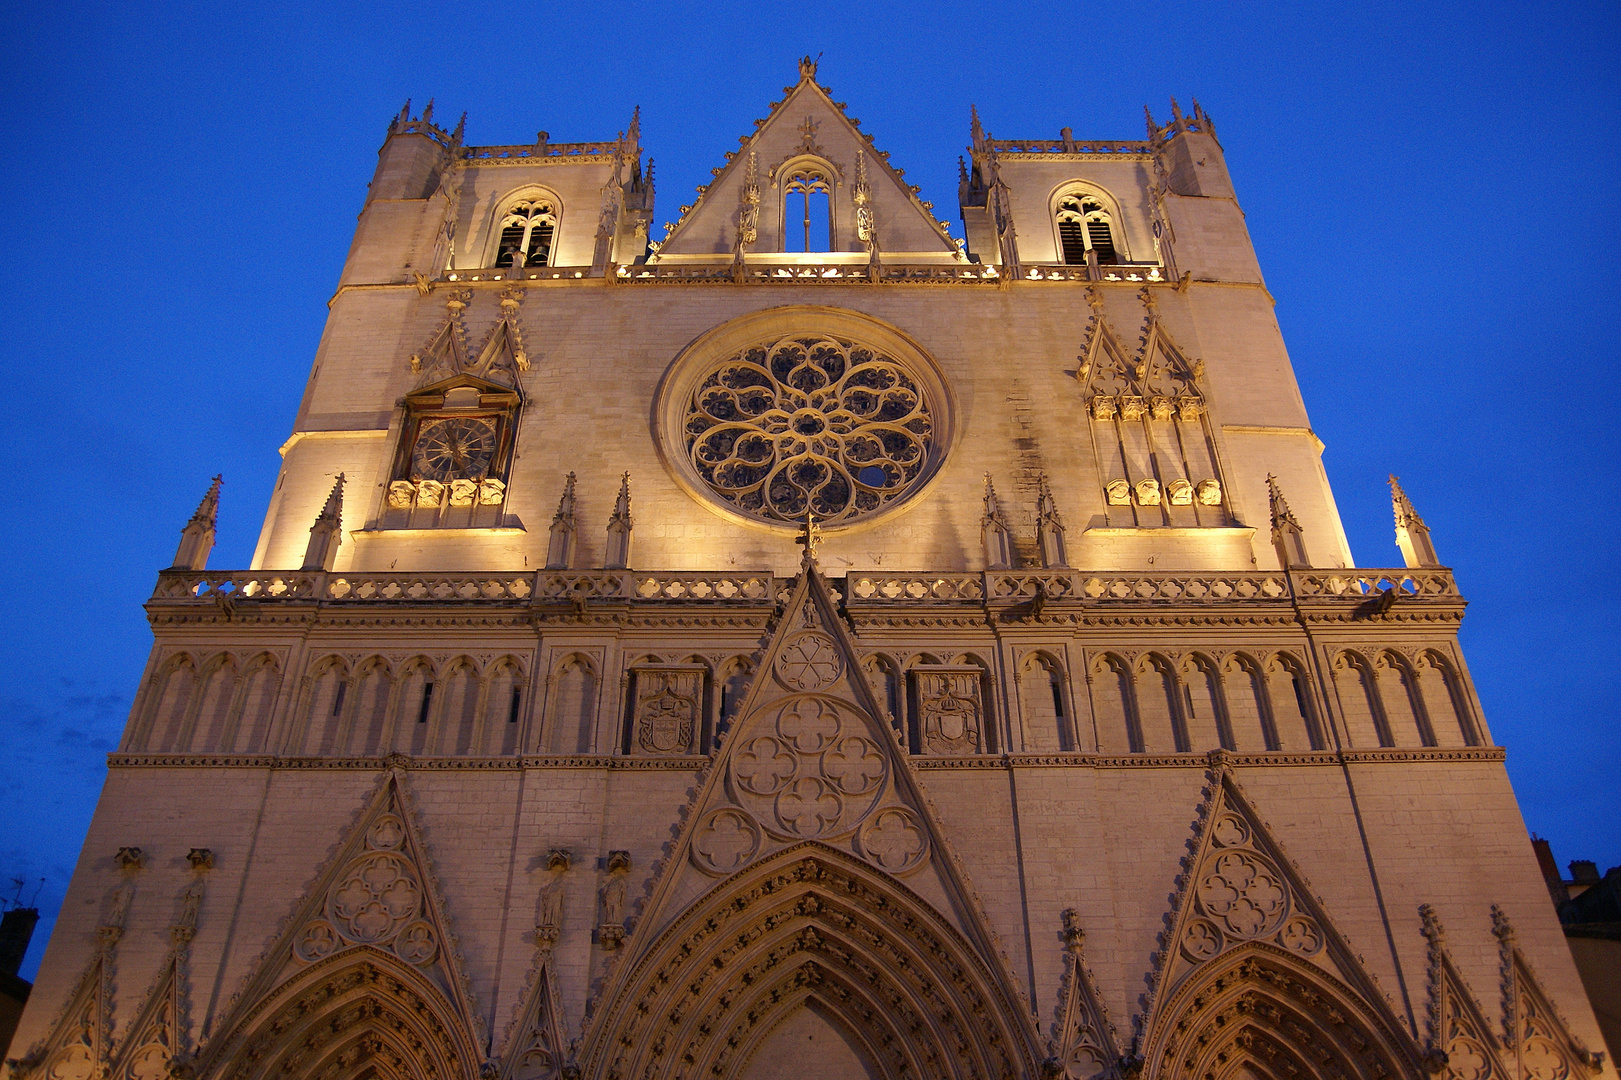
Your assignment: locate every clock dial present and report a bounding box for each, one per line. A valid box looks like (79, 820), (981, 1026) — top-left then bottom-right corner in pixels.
(411, 417), (498, 482)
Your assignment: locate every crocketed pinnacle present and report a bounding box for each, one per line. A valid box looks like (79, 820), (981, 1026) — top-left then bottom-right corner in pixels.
(316, 474), (345, 524)
(553, 472), (577, 525)
(1388, 474), (1426, 529)
(190, 475), (223, 526)
(1266, 474), (1299, 530)
(609, 472), (632, 527)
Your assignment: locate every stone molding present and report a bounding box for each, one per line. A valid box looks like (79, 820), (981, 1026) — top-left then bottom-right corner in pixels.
(104, 746), (1506, 771)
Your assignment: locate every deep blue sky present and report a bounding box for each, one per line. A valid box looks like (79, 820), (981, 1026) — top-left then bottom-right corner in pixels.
(2, 2), (1616, 980)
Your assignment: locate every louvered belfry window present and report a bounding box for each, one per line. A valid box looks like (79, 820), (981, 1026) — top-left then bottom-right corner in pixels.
(1056, 195), (1119, 265)
(495, 199), (557, 267)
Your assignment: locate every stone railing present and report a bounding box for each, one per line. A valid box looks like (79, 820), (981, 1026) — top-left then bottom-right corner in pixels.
(620, 263), (1006, 285)
(434, 263), (1164, 286)
(985, 138), (1152, 156)
(462, 142), (621, 162)
(1019, 263), (1165, 283)
(152, 568), (1456, 607)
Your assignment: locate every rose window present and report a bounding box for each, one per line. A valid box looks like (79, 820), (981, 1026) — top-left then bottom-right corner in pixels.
(682, 335), (934, 525)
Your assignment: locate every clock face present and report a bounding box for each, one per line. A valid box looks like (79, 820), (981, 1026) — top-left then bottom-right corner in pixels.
(410, 417), (498, 482)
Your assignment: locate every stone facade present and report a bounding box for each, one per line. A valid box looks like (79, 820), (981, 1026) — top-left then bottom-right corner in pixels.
(9, 62), (1613, 1080)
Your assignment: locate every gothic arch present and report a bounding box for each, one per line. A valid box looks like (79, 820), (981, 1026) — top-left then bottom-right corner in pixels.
(580, 844), (1040, 1080)
(1018, 650), (1072, 753)
(1180, 652), (1229, 751)
(1091, 652), (1141, 754)
(1222, 652), (1279, 752)
(185, 650), (240, 752)
(1264, 651), (1323, 751)
(133, 651), (196, 751)
(482, 655), (526, 754)
(1048, 180), (1131, 264)
(478, 183), (564, 269)
(1141, 942), (1419, 1080)
(1374, 649), (1436, 748)
(1332, 649), (1391, 748)
(223, 651), (282, 753)
(200, 949), (480, 1080)
(545, 652), (599, 754)
(1416, 649), (1479, 747)
(1136, 652), (1188, 753)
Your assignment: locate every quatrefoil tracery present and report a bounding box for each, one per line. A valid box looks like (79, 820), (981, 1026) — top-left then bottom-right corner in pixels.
(683, 335), (934, 525)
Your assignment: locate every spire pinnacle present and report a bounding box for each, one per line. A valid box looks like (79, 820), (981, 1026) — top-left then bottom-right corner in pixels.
(302, 474), (345, 572)
(190, 474), (223, 527)
(1389, 474), (1441, 568)
(1266, 474), (1309, 569)
(169, 475), (222, 571)
(605, 472), (633, 570)
(546, 472), (578, 570)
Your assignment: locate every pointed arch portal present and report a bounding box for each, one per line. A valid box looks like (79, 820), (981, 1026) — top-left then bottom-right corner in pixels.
(1142, 943), (1419, 1080)
(204, 951), (480, 1080)
(582, 844), (1039, 1080)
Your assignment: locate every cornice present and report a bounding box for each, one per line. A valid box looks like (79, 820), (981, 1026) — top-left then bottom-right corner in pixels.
(106, 746), (1505, 771)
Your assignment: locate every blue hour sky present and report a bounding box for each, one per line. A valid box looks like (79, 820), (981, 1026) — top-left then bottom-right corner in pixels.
(0, 1), (1616, 980)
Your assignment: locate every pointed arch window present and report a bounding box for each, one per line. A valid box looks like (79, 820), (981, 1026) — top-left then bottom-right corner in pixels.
(495, 198), (557, 268)
(1057, 194), (1118, 265)
(782, 167), (832, 252)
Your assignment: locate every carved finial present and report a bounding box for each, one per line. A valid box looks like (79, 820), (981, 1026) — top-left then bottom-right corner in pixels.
(797, 54), (820, 80)
(853, 149), (874, 246)
(544, 470), (579, 570)
(970, 104), (985, 147)
(301, 474), (345, 572)
(605, 473), (633, 570)
(1144, 104), (1159, 140)
(795, 510), (823, 565)
(737, 150), (760, 248)
(170, 475), (222, 571)
(420, 98), (434, 125)
(1170, 97), (1184, 123)
(1267, 474), (1309, 569)
(451, 112), (466, 146)
(1036, 473), (1068, 569)
(1061, 908), (1085, 953)
(982, 474), (1013, 570)
(1389, 474), (1441, 568)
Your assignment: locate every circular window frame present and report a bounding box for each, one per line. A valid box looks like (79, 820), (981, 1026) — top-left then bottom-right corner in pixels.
(652, 306), (957, 534)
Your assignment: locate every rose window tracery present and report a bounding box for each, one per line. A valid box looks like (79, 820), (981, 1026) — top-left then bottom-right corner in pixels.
(683, 334), (935, 525)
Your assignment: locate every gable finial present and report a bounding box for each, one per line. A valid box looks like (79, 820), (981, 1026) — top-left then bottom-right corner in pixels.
(797, 54), (821, 81)
(170, 475), (222, 571)
(795, 510), (823, 566)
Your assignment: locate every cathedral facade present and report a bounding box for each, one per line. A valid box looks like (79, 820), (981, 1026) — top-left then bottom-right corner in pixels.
(10, 61), (1613, 1080)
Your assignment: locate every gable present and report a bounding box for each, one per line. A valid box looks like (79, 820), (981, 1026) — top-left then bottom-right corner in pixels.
(655, 61), (960, 258)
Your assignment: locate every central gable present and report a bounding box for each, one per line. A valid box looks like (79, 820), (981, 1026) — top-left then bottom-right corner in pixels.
(655, 59), (960, 258)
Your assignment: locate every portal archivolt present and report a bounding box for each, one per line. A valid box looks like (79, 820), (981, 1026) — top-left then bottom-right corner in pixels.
(1143, 943), (1420, 1080)
(202, 950), (479, 1080)
(582, 844), (1039, 1080)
